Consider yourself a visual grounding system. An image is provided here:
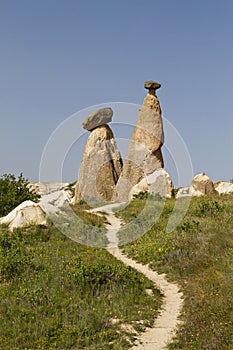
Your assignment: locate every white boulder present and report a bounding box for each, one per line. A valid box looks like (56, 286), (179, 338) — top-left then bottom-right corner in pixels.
(214, 182), (233, 195)
(27, 182), (69, 196)
(190, 173), (216, 196)
(129, 168), (173, 199)
(0, 200), (47, 231)
(176, 187), (191, 198)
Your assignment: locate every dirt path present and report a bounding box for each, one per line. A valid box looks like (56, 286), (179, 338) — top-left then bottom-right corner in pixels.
(90, 204), (183, 349)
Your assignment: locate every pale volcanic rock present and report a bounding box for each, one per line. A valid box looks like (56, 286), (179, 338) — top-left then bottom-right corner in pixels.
(116, 81), (164, 201)
(214, 181), (233, 195)
(82, 107), (113, 131)
(129, 168), (174, 199)
(176, 187), (191, 198)
(27, 182), (69, 196)
(0, 200), (47, 231)
(75, 124), (123, 203)
(190, 173), (216, 196)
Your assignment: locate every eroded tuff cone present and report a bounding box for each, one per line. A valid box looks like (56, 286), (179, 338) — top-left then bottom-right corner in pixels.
(115, 81), (164, 201)
(82, 107), (113, 131)
(75, 124), (123, 204)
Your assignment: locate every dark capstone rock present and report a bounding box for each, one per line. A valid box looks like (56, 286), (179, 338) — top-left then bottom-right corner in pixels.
(144, 80), (161, 90)
(82, 107), (113, 131)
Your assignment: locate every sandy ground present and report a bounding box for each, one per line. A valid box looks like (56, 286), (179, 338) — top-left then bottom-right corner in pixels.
(91, 203), (184, 350)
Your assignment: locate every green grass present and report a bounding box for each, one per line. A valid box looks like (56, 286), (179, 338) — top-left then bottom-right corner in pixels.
(1, 193), (232, 349)
(49, 202), (109, 248)
(72, 202), (109, 227)
(117, 194), (233, 349)
(0, 222), (162, 349)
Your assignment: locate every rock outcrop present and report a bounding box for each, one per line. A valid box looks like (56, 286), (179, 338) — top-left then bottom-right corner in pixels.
(75, 108), (123, 204)
(116, 80), (164, 201)
(190, 173), (216, 196)
(27, 182), (69, 196)
(176, 173), (217, 198)
(129, 168), (173, 199)
(176, 187), (191, 198)
(0, 200), (47, 231)
(214, 181), (233, 195)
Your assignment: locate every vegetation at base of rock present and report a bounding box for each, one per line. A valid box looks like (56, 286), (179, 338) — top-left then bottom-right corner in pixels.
(0, 223), (162, 349)
(0, 173), (39, 217)
(72, 201), (108, 227)
(117, 194), (233, 349)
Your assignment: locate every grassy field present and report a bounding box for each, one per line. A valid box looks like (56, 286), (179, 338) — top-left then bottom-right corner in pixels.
(0, 194), (232, 349)
(0, 221), (162, 349)
(116, 194), (233, 349)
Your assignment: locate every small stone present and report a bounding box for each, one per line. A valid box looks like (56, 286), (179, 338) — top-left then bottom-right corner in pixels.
(82, 107), (113, 131)
(144, 80), (161, 90)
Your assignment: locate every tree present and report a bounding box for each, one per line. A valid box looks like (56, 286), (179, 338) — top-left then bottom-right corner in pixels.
(0, 173), (39, 217)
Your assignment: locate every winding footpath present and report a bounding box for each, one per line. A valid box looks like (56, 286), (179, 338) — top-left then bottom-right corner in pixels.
(90, 203), (183, 350)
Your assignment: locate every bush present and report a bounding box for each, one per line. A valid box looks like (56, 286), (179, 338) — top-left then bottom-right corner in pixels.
(195, 200), (226, 217)
(0, 173), (39, 216)
(0, 228), (33, 281)
(132, 191), (148, 200)
(69, 257), (144, 295)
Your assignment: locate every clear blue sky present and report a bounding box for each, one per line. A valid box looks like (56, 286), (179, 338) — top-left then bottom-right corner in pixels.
(1, 0), (233, 185)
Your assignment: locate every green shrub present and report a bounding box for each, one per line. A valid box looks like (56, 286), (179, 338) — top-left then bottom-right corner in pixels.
(0, 173), (39, 216)
(177, 219), (200, 233)
(132, 191), (148, 200)
(0, 228), (33, 281)
(195, 200), (226, 216)
(69, 257), (144, 295)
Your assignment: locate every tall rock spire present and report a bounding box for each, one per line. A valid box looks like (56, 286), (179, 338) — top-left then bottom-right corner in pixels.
(74, 108), (123, 204)
(116, 80), (164, 201)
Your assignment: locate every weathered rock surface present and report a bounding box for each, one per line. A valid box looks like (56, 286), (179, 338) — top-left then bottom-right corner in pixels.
(129, 168), (173, 199)
(0, 200), (47, 231)
(190, 173), (216, 196)
(116, 81), (164, 201)
(214, 181), (233, 195)
(75, 124), (123, 203)
(82, 107), (113, 131)
(144, 80), (161, 90)
(176, 187), (191, 198)
(63, 183), (76, 204)
(27, 182), (69, 196)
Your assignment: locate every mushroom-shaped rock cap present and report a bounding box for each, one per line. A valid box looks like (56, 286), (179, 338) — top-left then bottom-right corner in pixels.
(82, 107), (113, 131)
(144, 80), (161, 90)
